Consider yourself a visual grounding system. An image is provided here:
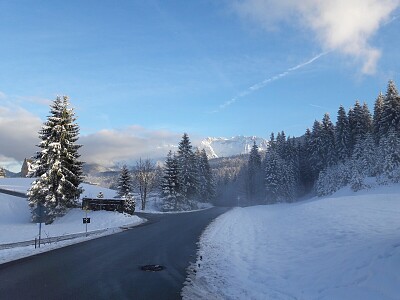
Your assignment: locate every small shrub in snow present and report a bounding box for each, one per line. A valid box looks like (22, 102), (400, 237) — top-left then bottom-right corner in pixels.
(123, 194), (136, 215)
(350, 166), (369, 192)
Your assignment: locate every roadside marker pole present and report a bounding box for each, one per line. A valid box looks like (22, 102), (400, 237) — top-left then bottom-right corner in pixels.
(85, 210), (88, 237)
(38, 203), (42, 248)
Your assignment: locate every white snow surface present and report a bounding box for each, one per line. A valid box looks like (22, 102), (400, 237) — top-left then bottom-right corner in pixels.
(0, 178), (144, 245)
(183, 184), (400, 300)
(0, 193), (144, 244)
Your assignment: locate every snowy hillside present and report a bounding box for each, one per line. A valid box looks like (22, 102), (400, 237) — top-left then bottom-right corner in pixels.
(0, 178), (144, 245)
(183, 184), (400, 299)
(200, 136), (268, 158)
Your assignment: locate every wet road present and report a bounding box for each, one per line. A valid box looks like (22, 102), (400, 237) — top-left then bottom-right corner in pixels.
(0, 207), (229, 300)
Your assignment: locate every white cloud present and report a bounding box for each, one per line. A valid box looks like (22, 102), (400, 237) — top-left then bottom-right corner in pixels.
(0, 106), (42, 171)
(233, 0), (400, 74)
(0, 104), (192, 170)
(80, 126), (184, 167)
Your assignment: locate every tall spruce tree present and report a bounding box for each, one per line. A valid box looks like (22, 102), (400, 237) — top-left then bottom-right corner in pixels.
(196, 149), (215, 203)
(380, 128), (400, 183)
(380, 80), (400, 136)
(246, 141), (263, 203)
(373, 92), (385, 144)
(176, 133), (198, 204)
(117, 165), (133, 198)
(299, 128), (314, 191)
(309, 120), (324, 178)
(321, 113), (336, 167)
(335, 105), (350, 161)
(264, 149), (282, 204)
(28, 96), (83, 223)
(161, 151), (182, 211)
(348, 100), (372, 153)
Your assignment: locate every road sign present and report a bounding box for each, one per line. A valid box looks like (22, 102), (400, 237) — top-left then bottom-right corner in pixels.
(83, 217), (91, 224)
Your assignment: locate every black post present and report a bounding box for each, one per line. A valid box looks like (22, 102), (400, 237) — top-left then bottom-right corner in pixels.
(38, 203), (42, 248)
(85, 209), (88, 237)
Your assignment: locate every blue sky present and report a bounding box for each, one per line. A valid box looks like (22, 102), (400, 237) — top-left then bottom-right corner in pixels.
(1, 0), (400, 169)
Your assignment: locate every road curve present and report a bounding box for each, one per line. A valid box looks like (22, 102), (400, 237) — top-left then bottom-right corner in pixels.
(0, 207), (229, 300)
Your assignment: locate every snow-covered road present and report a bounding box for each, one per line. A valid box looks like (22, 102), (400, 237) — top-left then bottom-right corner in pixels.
(183, 186), (400, 299)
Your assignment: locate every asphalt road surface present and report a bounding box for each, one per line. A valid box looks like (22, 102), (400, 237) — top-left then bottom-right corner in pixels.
(0, 207), (229, 300)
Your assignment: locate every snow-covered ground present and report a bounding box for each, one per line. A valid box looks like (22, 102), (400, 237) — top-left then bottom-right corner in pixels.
(0, 193), (144, 244)
(0, 178), (145, 264)
(183, 184), (400, 300)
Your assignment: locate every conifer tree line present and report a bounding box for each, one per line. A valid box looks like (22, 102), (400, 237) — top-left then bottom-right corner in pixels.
(161, 133), (215, 211)
(28, 96), (83, 223)
(240, 80), (400, 204)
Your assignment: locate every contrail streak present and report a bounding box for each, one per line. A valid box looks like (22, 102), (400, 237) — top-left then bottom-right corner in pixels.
(215, 52), (328, 112)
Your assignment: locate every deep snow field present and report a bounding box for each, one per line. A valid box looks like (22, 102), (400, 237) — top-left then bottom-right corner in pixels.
(183, 183), (400, 300)
(0, 178), (145, 263)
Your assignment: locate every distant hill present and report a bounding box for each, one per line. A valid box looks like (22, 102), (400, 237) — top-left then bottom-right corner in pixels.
(2, 169), (21, 178)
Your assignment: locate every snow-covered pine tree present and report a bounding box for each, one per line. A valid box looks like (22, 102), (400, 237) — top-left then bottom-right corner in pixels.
(373, 92), (384, 144)
(123, 193), (136, 215)
(360, 133), (377, 177)
(285, 137), (302, 200)
(380, 80), (400, 136)
(196, 149), (215, 203)
(335, 105), (350, 162)
(161, 151), (182, 211)
(246, 141), (263, 203)
(268, 132), (275, 151)
(299, 128), (314, 192)
(280, 160), (296, 202)
(27, 96), (83, 223)
(176, 133), (198, 206)
(117, 165), (133, 198)
(380, 128), (400, 183)
(276, 131), (287, 159)
(264, 149), (282, 204)
(362, 103), (373, 134)
(321, 113), (337, 167)
(309, 120), (324, 178)
(348, 100), (372, 153)
(351, 134), (376, 183)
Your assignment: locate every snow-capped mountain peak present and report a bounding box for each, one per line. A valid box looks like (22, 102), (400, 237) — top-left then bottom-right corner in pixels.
(200, 136), (268, 158)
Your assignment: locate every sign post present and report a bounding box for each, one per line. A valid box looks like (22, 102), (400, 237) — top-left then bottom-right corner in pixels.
(83, 211), (90, 237)
(85, 209), (88, 236)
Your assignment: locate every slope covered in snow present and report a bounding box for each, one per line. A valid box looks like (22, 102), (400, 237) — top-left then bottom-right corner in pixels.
(0, 193), (143, 244)
(0, 178), (143, 245)
(200, 136), (268, 158)
(182, 184), (400, 299)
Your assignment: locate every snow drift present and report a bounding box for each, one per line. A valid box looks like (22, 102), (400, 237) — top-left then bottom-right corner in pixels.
(183, 184), (400, 299)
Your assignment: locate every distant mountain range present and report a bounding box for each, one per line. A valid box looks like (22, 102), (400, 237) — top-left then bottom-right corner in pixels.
(200, 136), (269, 158)
(1, 136), (269, 183)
